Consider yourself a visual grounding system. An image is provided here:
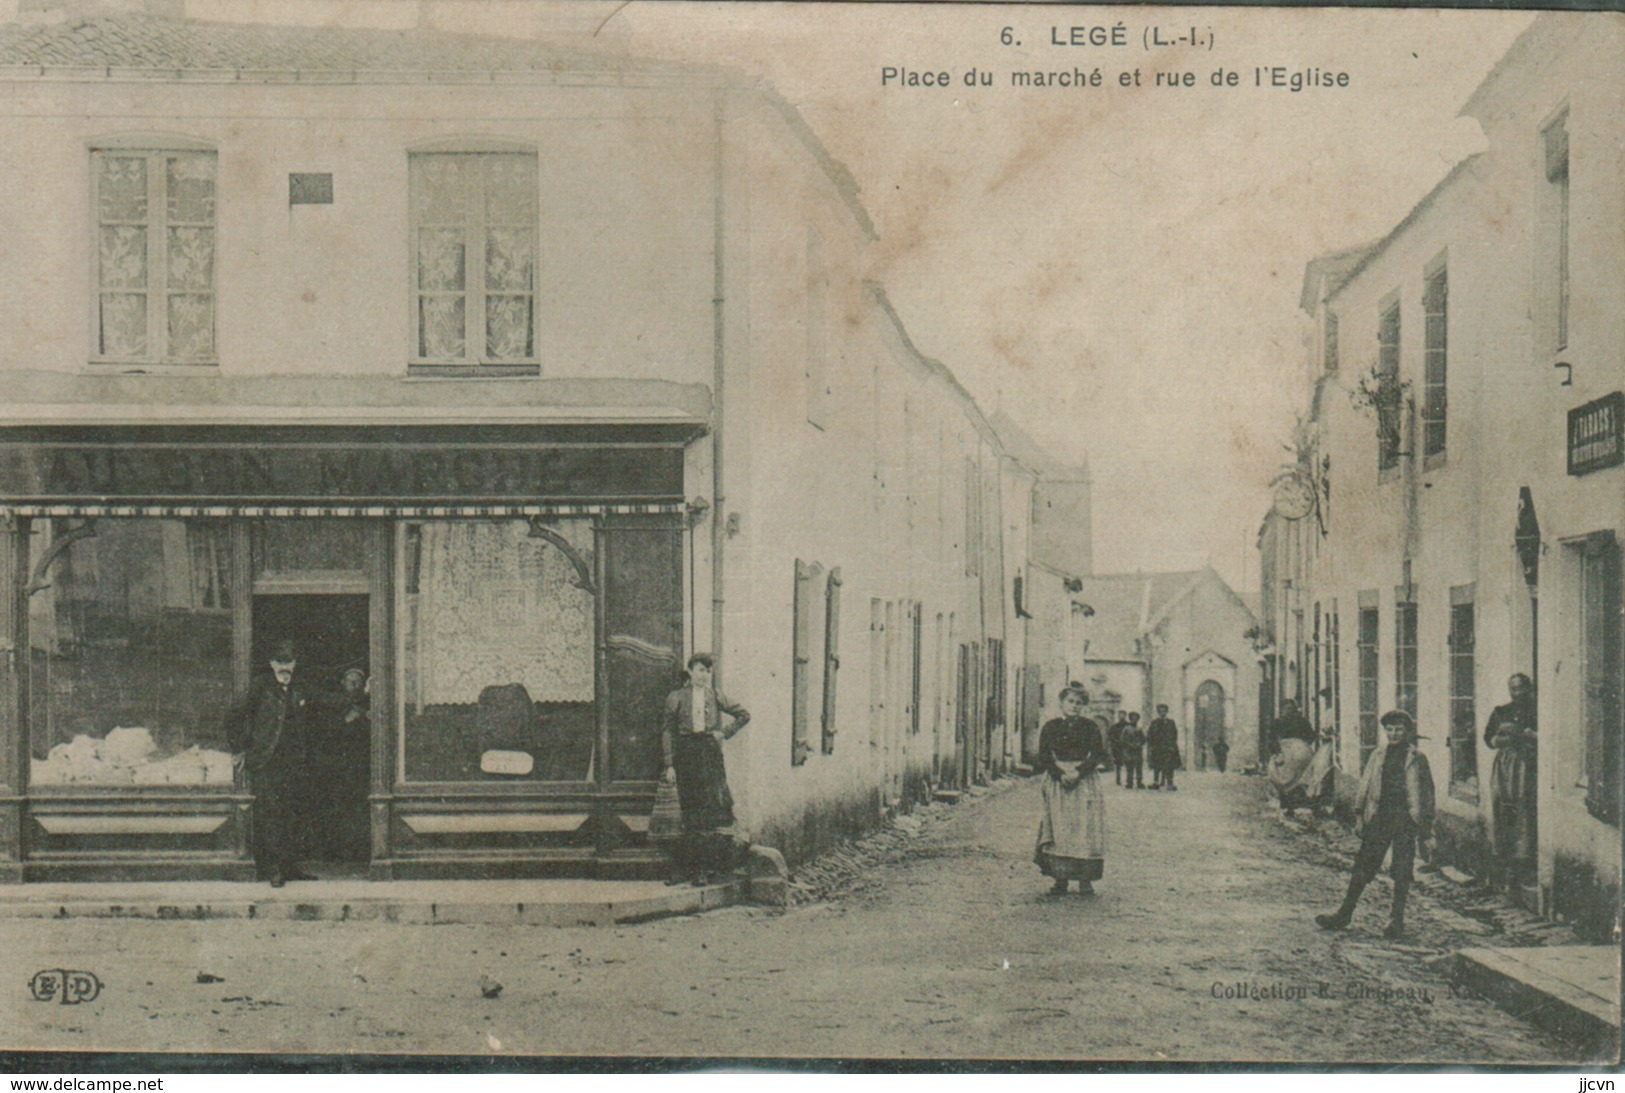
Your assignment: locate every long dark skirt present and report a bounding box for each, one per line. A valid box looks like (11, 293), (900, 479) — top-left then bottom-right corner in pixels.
(1491, 747), (1537, 877)
(673, 732), (738, 878)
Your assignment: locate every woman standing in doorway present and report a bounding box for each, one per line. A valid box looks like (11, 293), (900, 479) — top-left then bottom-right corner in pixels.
(1033, 684), (1112, 895)
(661, 653), (750, 887)
(1485, 673), (1538, 892)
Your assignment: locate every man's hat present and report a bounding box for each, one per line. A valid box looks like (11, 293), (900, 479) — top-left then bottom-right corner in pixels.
(270, 640), (299, 661)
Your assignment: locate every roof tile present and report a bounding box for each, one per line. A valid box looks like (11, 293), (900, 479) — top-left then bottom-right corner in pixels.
(0, 12), (693, 76)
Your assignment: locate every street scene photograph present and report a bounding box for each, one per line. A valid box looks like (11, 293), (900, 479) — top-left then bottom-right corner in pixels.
(0, 0), (1619, 1069)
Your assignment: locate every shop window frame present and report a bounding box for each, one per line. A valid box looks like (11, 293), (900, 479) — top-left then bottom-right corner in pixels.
(23, 515), (239, 791)
(393, 517), (602, 788)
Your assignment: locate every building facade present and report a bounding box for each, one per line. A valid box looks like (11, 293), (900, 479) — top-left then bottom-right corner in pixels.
(0, 10), (1076, 881)
(1025, 567), (1261, 773)
(1268, 14), (1623, 939)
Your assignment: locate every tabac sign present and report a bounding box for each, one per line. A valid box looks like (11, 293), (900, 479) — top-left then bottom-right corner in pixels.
(1568, 392), (1623, 476)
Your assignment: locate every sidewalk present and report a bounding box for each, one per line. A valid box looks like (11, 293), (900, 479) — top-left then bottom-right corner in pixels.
(1453, 944), (1622, 1060)
(1272, 796), (1620, 1061)
(0, 875), (742, 926)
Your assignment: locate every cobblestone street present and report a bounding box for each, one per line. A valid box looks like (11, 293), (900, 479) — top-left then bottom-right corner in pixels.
(2, 773), (1591, 1063)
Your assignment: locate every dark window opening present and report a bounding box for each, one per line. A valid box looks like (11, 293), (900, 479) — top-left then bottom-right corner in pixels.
(1357, 605), (1380, 771)
(1448, 599), (1477, 800)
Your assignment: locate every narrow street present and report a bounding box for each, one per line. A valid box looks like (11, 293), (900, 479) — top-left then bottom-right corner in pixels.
(3, 773), (1584, 1063)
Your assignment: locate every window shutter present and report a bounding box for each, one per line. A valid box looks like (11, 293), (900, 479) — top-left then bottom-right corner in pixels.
(792, 559), (819, 766)
(910, 601), (923, 737)
(1582, 538), (1621, 825)
(821, 567), (842, 754)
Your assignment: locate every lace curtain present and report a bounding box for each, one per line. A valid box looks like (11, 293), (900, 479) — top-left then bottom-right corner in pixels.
(416, 520), (594, 705)
(413, 153), (536, 362)
(96, 152), (215, 362)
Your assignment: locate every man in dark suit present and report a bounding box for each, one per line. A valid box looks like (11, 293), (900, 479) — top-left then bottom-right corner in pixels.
(1106, 714), (1129, 785)
(1147, 704), (1181, 790)
(225, 639), (314, 887)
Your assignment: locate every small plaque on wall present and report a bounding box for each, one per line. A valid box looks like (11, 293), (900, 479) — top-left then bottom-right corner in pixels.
(289, 173), (334, 205)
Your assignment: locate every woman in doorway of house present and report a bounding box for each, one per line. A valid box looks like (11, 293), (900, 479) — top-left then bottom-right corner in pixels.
(661, 653), (751, 887)
(1485, 673), (1538, 892)
(1033, 684), (1112, 896)
(311, 667), (370, 862)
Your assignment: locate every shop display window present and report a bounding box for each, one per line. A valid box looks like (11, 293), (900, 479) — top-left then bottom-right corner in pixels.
(602, 516), (683, 783)
(396, 516), (684, 784)
(28, 518), (236, 787)
(398, 519), (597, 782)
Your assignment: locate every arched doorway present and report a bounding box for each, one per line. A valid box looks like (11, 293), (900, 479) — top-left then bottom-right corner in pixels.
(1194, 679), (1226, 772)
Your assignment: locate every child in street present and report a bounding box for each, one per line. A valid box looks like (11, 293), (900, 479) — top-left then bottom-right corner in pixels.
(1119, 712), (1146, 789)
(1314, 709), (1435, 938)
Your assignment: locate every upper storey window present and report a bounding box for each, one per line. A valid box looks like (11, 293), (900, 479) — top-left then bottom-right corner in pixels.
(93, 150), (217, 365)
(410, 152), (539, 373)
(1376, 298), (1402, 472)
(1541, 111), (1569, 355)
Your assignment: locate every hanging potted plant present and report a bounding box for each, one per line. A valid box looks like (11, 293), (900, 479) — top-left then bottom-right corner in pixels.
(1349, 365), (1411, 464)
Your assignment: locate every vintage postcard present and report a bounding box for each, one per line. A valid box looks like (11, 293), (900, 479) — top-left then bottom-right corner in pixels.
(0, 0), (1619, 1069)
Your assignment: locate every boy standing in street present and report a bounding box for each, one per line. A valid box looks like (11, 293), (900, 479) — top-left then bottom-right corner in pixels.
(1119, 712), (1146, 789)
(1107, 713), (1128, 786)
(1315, 709), (1435, 938)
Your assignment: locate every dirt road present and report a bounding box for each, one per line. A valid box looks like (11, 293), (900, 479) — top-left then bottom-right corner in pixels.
(1, 773), (1585, 1063)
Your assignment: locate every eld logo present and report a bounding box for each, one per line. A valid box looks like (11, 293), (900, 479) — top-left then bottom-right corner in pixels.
(29, 969), (102, 1005)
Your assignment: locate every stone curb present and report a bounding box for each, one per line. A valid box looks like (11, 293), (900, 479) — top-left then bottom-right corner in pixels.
(0, 880), (744, 927)
(1453, 947), (1621, 1060)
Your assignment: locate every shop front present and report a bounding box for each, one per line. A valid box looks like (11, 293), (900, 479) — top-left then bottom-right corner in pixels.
(0, 423), (700, 882)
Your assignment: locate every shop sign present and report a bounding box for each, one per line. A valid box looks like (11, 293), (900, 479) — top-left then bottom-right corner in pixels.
(0, 441), (683, 502)
(1568, 392), (1623, 476)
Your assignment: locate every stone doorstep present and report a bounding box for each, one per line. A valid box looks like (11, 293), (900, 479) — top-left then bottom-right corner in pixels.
(1453, 946), (1622, 1058)
(0, 878), (747, 926)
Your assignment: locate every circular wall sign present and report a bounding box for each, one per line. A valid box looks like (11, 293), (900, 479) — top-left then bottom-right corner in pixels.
(1272, 474), (1316, 520)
